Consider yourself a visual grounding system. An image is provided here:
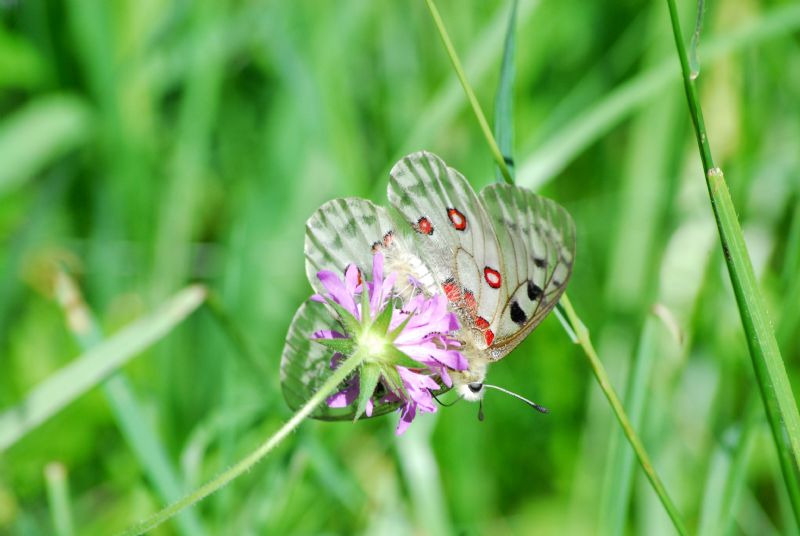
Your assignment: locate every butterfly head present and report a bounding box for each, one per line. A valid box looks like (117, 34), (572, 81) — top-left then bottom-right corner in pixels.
(451, 356), (488, 402)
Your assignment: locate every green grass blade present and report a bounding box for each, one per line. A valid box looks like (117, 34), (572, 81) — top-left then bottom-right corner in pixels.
(697, 410), (757, 536)
(119, 350), (367, 536)
(517, 3), (800, 189)
(423, 0), (513, 184)
(600, 315), (663, 534)
(0, 95), (90, 196)
(561, 296), (688, 536)
(44, 463), (75, 536)
(665, 0), (800, 523)
(395, 416), (453, 536)
(0, 283), (207, 451)
(493, 0), (517, 182)
(427, 0), (687, 530)
(51, 271), (206, 536)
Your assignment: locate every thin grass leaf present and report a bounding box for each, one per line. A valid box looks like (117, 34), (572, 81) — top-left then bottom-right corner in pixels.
(427, 0), (688, 529)
(600, 316), (663, 534)
(0, 284), (206, 451)
(49, 271), (207, 536)
(423, 0), (513, 184)
(697, 410), (757, 536)
(689, 0), (705, 80)
(493, 0), (517, 182)
(665, 0), (800, 523)
(0, 95), (90, 196)
(561, 296), (689, 535)
(119, 350), (367, 536)
(44, 463), (75, 536)
(395, 416), (453, 536)
(517, 3), (800, 189)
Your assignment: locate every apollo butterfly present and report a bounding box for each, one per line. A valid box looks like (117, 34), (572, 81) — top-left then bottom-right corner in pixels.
(281, 151), (575, 419)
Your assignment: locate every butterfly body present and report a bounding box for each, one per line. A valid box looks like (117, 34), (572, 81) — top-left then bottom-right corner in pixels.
(283, 151), (575, 419)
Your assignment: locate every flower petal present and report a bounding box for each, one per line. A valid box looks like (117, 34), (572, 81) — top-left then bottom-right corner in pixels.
(369, 253), (385, 314)
(326, 380), (359, 408)
(317, 270), (358, 316)
(344, 264), (361, 296)
(395, 403), (415, 435)
(312, 329), (346, 340)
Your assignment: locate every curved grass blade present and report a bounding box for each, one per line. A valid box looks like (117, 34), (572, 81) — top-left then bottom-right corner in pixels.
(50, 271), (206, 536)
(493, 0), (518, 182)
(0, 284), (207, 451)
(517, 3), (800, 189)
(0, 95), (90, 197)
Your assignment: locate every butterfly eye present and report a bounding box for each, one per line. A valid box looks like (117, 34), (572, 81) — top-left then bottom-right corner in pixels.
(468, 382), (483, 394)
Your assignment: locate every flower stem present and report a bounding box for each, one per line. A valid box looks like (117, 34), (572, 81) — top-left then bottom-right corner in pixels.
(664, 0), (800, 523)
(560, 296), (689, 536)
(423, 1), (688, 532)
(118, 351), (366, 536)
(423, 0), (514, 185)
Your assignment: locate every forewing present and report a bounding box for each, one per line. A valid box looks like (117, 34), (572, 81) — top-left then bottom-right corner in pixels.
(479, 183), (576, 360)
(305, 197), (396, 295)
(280, 300), (402, 420)
(387, 151), (506, 348)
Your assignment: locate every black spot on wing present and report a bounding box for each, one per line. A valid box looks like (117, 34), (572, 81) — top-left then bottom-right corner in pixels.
(510, 301), (527, 325)
(533, 257), (547, 269)
(527, 280), (543, 301)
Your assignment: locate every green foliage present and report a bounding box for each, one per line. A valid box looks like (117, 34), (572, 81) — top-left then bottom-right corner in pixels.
(1, 0), (799, 534)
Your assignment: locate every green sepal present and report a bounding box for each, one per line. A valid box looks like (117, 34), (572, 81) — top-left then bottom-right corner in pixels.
(379, 364), (405, 398)
(384, 345), (424, 369)
(360, 284), (371, 323)
(386, 310), (415, 342)
(354, 363), (381, 421)
(371, 295), (395, 335)
(312, 336), (356, 355)
(320, 298), (361, 337)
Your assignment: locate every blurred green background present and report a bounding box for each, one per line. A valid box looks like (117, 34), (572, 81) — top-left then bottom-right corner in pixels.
(1, 0), (800, 534)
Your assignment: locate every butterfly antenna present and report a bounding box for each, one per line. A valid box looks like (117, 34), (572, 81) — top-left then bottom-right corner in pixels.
(431, 390), (462, 407)
(484, 384), (550, 414)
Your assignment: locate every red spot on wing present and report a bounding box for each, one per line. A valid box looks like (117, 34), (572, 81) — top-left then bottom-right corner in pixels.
(414, 217), (434, 235)
(484, 267), (502, 289)
(356, 268), (362, 287)
(474, 315), (495, 346)
(447, 208), (467, 231)
(443, 279), (461, 302)
(475, 316), (490, 330)
(484, 329), (495, 346)
(464, 290), (477, 315)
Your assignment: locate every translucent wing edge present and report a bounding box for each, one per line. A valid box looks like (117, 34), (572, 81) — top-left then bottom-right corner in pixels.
(480, 183), (576, 360)
(304, 197), (395, 297)
(280, 300), (401, 421)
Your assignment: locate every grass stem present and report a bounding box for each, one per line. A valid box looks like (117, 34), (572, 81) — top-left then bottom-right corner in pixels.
(664, 0), (800, 522)
(118, 350), (365, 536)
(423, 1), (688, 532)
(423, 0), (514, 184)
(561, 296), (688, 535)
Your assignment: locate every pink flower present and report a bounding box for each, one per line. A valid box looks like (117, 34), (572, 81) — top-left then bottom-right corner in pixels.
(312, 252), (466, 434)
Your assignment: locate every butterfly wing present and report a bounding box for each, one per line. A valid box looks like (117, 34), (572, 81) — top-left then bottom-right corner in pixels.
(478, 183), (576, 360)
(387, 151), (507, 349)
(282, 198), (405, 420)
(281, 300), (402, 420)
(305, 197), (396, 295)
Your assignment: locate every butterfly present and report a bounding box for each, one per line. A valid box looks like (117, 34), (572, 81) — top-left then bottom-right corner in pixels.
(281, 151), (575, 420)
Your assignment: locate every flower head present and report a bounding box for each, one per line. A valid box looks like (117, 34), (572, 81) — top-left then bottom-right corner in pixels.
(311, 252), (466, 434)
